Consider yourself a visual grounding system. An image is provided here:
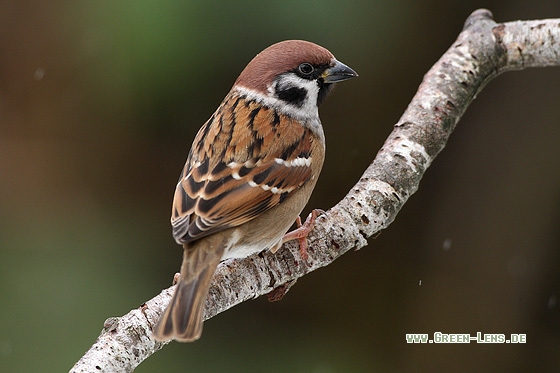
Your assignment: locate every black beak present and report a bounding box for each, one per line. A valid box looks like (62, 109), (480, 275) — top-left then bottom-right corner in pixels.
(323, 59), (358, 83)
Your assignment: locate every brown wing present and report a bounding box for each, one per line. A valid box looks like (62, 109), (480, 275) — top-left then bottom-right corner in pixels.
(171, 91), (318, 244)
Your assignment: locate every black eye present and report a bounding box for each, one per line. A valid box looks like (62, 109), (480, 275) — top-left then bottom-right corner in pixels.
(298, 63), (314, 75)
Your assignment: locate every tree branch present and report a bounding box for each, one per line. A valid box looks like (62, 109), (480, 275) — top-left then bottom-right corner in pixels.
(70, 9), (560, 372)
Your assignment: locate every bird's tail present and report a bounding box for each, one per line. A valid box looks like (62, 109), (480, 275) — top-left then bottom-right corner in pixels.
(153, 241), (224, 342)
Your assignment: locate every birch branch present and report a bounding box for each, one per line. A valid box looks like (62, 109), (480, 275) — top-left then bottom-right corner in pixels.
(70, 9), (560, 373)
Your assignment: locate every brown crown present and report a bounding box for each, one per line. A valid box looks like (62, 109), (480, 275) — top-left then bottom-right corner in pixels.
(234, 40), (335, 93)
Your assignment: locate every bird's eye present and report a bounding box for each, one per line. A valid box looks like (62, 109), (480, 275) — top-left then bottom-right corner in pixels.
(298, 63), (314, 75)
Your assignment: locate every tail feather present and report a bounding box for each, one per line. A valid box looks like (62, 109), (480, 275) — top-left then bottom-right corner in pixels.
(153, 242), (224, 342)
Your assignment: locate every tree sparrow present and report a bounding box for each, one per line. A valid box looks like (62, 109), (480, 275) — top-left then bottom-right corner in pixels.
(153, 40), (357, 342)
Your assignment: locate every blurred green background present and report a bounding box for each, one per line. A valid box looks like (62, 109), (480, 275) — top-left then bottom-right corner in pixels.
(1, 1), (560, 372)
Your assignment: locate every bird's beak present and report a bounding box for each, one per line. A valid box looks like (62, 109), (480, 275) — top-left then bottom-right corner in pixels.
(322, 60), (358, 83)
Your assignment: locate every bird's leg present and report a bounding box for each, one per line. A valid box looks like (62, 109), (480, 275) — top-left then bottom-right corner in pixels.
(282, 209), (324, 260)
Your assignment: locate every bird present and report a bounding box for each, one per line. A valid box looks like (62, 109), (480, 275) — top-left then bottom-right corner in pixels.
(152, 40), (357, 342)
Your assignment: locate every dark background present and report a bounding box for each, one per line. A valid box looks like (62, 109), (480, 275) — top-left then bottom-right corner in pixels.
(1, 1), (559, 372)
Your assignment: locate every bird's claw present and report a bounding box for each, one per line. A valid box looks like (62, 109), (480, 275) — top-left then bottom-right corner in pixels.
(282, 209), (324, 260)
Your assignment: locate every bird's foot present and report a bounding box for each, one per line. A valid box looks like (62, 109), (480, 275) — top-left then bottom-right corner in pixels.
(282, 209), (324, 260)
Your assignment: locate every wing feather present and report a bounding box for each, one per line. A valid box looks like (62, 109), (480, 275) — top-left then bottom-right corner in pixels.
(171, 92), (318, 244)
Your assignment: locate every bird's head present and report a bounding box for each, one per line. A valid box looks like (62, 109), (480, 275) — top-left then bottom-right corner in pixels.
(234, 40), (357, 119)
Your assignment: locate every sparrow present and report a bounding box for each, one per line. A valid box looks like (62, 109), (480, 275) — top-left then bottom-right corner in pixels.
(152, 40), (357, 342)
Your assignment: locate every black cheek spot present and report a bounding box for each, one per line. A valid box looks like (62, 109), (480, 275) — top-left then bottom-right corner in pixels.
(276, 86), (307, 107)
